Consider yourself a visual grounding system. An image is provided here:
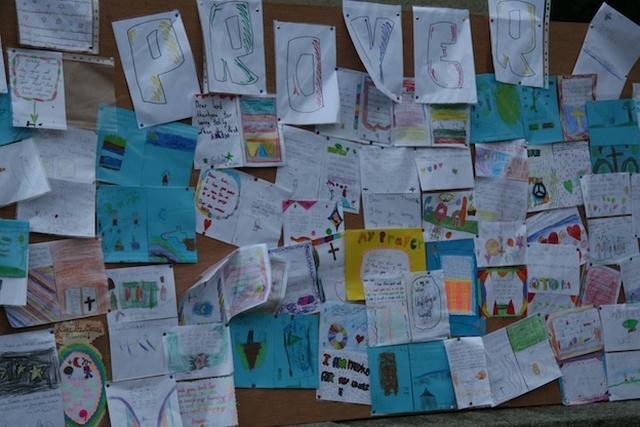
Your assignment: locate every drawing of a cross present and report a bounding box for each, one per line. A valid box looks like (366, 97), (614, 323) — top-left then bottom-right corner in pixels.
(328, 242), (340, 261)
(606, 146), (624, 171)
(84, 295), (96, 312)
(569, 107), (586, 131)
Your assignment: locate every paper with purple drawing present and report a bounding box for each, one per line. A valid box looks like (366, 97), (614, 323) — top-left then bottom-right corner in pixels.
(474, 139), (528, 181)
(475, 221), (527, 268)
(343, 0), (403, 102)
(270, 241), (320, 315)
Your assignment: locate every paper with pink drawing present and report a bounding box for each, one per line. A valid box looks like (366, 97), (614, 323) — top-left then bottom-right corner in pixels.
(581, 172), (631, 218)
(274, 20), (339, 125)
(9, 48), (66, 129)
(195, 168), (291, 247)
(357, 75), (394, 145)
(474, 221), (527, 268)
(415, 147), (474, 191)
(579, 264), (622, 307)
(282, 200), (345, 244)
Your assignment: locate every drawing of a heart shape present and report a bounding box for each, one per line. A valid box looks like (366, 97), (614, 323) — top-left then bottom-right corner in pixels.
(204, 218), (212, 232)
(355, 335), (364, 344)
(566, 224), (581, 241)
(547, 232), (559, 244)
(563, 180), (573, 193)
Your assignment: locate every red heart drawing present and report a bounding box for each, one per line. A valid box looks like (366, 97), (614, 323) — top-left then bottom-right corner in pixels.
(566, 224), (581, 241)
(204, 218), (212, 231)
(547, 232), (559, 244)
(355, 335), (364, 344)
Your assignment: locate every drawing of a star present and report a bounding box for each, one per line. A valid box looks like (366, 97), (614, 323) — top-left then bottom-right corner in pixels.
(225, 152), (234, 161)
(0, 369), (6, 379)
(16, 364), (26, 375)
(29, 365), (43, 381)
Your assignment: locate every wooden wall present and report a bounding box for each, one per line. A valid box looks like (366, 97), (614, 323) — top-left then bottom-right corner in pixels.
(1, 1), (640, 426)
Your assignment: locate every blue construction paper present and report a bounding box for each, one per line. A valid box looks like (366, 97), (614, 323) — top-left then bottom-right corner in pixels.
(230, 313), (319, 389)
(96, 105), (197, 186)
(449, 315), (486, 337)
(470, 74), (525, 144)
(0, 94), (32, 146)
(518, 76), (564, 145)
(591, 144), (640, 174)
(408, 341), (456, 412)
(0, 219), (29, 278)
(586, 99), (640, 147)
(97, 186), (197, 263)
(368, 344), (413, 415)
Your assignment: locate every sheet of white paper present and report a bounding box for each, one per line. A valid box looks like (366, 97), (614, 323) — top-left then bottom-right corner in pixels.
(112, 10), (200, 127)
(443, 336), (492, 409)
(475, 221), (527, 268)
(192, 93), (243, 169)
(526, 243), (581, 296)
(482, 328), (527, 406)
(605, 350), (640, 401)
(475, 177), (528, 222)
(17, 0), (95, 52)
(620, 254), (640, 303)
(343, 0), (403, 101)
(527, 292), (576, 319)
(580, 172), (631, 218)
(283, 200), (345, 244)
(16, 128), (97, 236)
(588, 216), (639, 265)
(270, 242), (321, 315)
(393, 78), (431, 146)
(9, 48), (67, 129)
(163, 323), (233, 380)
(277, 125), (324, 198)
(514, 340), (561, 390)
(198, 0), (266, 95)
(364, 275), (411, 346)
(106, 375), (183, 427)
(318, 349), (371, 405)
(109, 317), (177, 381)
(195, 168), (291, 247)
(631, 174), (640, 235)
(546, 306), (603, 360)
(413, 6), (477, 103)
(105, 264), (177, 325)
(415, 147), (475, 191)
(0, 138), (50, 207)
(600, 304), (640, 352)
(573, 3), (640, 100)
(177, 376), (238, 427)
(363, 193), (421, 229)
(0, 329), (65, 427)
(316, 68), (365, 141)
(274, 20), (339, 125)
(322, 137), (362, 214)
(360, 146), (420, 194)
(407, 270), (450, 342)
(357, 75), (394, 145)
(0, 37), (7, 93)
(315, 235), (347, 302)
(489, 0), (547, 87)
(559, 355), (608, 405)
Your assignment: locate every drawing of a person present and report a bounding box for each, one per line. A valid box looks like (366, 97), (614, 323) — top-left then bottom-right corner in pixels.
(161, 170), (170, 186)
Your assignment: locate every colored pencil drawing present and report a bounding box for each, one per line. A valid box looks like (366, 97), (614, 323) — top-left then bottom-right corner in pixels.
(240, 96), (284, 166)
(0, 219), (29, 278)
(422, 190), (478, 242)
(470, 74), (524, 143)
(518, 77), (563, 144)
(479, 266), (527, 317)
(557, 74), (595, 142)
(591, 145), (640, 174)
(198, 0), (266, 94)
(429, 104), (470, 146)
(587, 99), (640, 147)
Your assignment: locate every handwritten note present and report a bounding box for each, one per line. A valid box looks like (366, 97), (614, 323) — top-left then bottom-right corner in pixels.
(600, 304), (640, 352)
(177, 376), (238, 427)
(475, 221), (527, 268)
(619, 254), (640, 303)
(479, 267), (527, 317)
(358, 76), (394, 144)
(192, 94), (243, 169)
(283, 200), (344, 243)
(364, 276), (411, 346)
(475, 177), (528, 222)
(360, 146), (420, 194)
(444, 337), (492, 409)
(316, 68), (364, 142)
(415, 147), (475, 191)
(579, 264), (622, 307)
(363, 193), (421, 230)
(559, 354), (608, 405)
(9, 48), (67, 129)
(526, 243), (581, 296)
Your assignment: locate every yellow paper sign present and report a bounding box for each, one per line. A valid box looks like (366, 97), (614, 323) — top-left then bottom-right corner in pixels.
(345, 228), (427, 300)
